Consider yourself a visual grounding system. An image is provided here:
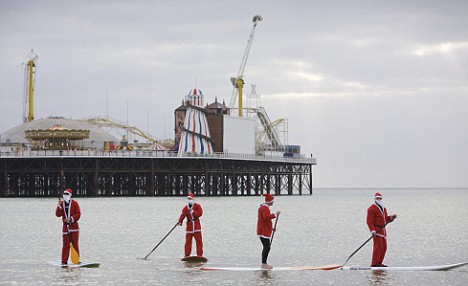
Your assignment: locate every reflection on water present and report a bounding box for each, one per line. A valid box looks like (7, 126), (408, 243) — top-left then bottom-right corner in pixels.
(183, 261), (205, 269)
(57, 267), (82, 284)
(256, 270), (277, 284)
(368, 270), (388, 285)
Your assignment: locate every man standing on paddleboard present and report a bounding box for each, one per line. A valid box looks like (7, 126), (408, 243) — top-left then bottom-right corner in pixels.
(257, 193), (281, 270)
(367, 192), (397, 267)
(55, 188), (81, 265)
(178, 193), (204, 258)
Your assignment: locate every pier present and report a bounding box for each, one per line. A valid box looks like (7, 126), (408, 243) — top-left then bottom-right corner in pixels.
(0, 150), (316, 197)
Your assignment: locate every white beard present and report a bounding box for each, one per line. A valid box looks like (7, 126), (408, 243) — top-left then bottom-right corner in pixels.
(375, 200), (384, 208)
(63, 195), (71, 203)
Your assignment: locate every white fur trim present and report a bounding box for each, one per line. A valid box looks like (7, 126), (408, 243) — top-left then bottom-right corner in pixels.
(375, 233), (386, 239)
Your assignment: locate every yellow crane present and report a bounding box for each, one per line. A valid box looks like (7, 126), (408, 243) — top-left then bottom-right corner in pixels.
(229, 15), (262, 117)
(22, 49), (38, 122)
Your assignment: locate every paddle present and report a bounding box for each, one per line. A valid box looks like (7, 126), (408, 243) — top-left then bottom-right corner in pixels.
(58, 191), (80, 265)
(341, 221), (391, 268)
(340, 235), (373, 268)
(143, 211), (188, 260)
(270, 213), (280, 245)
(311, 235), (375, 271)
(66, 223), (80, 264)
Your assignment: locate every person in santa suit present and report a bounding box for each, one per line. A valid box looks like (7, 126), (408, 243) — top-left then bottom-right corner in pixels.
(257, 193), (281, 269)
(367, 192), (397, 267)
(55, 188), (81, 265)
(178, 193), (204, 257)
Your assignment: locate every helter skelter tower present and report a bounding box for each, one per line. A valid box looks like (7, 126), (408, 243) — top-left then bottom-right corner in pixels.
(177, 88), (214, 156)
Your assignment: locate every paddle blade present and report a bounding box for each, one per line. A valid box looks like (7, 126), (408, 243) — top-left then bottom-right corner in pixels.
(70, 243), (80, 264)
(320, 264), (342, 270)
(288, 264), (342, 271)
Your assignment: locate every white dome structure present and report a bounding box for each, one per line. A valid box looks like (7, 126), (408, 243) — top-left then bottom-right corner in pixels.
(1, 116), (118, 149)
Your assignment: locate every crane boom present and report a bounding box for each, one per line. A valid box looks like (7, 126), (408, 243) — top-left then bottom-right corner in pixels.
(229, 15), (262, 114)
(22, 49), (38, 123)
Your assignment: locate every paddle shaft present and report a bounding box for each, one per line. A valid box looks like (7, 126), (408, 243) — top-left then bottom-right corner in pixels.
(61, 199), (73, 245)
(270, 213), (280, 245)
(342, 222), (390, 267)
(65, 224), (79, 261)
(144, 210), (189, 259)
(341, 235), (373, 267)
(62, 200), (80, 264)
(144, 222), (179, 259)
(63, 202), (72, 244)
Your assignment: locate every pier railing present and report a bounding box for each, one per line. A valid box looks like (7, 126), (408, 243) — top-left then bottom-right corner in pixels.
(0, 149), (317, 164)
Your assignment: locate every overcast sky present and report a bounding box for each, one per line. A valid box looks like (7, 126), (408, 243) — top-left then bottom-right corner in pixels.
(1, 0), (467, 188)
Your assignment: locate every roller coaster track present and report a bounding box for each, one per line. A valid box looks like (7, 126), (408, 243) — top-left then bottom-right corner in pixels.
(255, 107), (282, 149)
(81, 117), (157, 143)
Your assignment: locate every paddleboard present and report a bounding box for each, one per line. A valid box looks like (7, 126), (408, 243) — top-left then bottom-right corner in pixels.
(341, 261), (468, 271)
(201, 265), (341, 271)
(49, 261), (100, 268)
(181, 256), (208, 263)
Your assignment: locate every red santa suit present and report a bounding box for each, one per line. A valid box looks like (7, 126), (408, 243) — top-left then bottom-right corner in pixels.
(178, 194), (203, 257)
(257, 203), (276, 239)
(366, 192), (396, 267)
(55, 189), (81, 264)
(256, 193), (278, 267)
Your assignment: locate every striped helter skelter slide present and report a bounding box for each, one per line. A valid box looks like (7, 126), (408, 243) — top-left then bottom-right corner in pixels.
(178, 88), (214, 156)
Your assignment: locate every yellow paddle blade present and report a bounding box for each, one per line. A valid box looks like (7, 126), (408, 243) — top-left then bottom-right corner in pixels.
(70, 243), (80, 264)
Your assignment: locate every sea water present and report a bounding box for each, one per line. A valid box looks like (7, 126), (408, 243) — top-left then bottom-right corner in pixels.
(0, 188), (467, 285)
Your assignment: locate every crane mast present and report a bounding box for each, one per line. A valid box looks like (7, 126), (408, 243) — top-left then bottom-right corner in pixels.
(229, 15), (262, 117)
(22, 49), (38, 123)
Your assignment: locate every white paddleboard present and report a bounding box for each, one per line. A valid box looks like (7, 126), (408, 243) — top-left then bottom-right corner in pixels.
(341, 261), (468, 271)
(49, 261), (100, 268)
(201, 265), (341, 271)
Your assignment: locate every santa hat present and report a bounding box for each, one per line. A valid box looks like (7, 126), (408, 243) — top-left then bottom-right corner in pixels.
(64, 188), (73, 195)
(187, 193), (195, 200)
(263, 193), (274, 203)
(374, 192), (382, 199)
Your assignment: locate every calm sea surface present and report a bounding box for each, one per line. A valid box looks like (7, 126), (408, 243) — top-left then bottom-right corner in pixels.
(0, 188), (467, 285)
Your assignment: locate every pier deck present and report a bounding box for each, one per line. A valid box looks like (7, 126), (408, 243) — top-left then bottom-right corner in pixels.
(0, 150), (316, 197)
